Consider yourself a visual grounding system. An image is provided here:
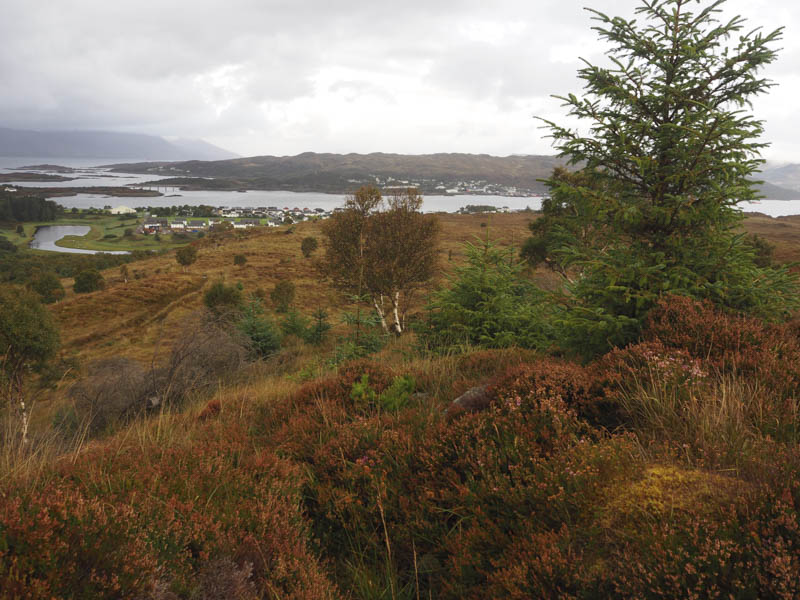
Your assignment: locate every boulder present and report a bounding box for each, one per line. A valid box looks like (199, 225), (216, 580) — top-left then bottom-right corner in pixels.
(445, 384), (492, 419)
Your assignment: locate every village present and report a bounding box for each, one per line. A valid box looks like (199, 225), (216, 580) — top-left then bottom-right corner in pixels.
(135, 205), (333, 234)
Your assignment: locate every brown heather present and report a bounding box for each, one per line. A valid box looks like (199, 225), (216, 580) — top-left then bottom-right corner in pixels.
(4, 214), (800, 598)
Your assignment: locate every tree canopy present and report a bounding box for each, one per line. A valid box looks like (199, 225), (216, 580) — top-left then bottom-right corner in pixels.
(320, 186), (439, 335)
(532, 0), (798, 355)
(0, 286), (60, 381)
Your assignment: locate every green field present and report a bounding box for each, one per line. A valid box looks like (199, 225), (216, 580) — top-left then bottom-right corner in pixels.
(1, 213), (197, 253)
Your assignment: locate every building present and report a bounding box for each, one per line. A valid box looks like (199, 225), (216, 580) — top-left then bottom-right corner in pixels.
(143, 218), (169, 232)
(110, 205), (136, 215)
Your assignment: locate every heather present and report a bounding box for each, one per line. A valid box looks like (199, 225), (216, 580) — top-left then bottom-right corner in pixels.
(4, 297), (800, 597)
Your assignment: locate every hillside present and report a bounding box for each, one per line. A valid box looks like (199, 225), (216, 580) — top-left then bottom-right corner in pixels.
(106, 152), (800, 198)
(107, 152), (568, 194)
(762, 163), (800, 193)
(0, 127), (238, 161)
(4, 211), (800, 598)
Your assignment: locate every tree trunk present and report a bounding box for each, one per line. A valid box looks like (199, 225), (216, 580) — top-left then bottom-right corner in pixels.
(373, 295), (390, 334)
(390, 291), (403, 336)
(10, 372), (28, 445)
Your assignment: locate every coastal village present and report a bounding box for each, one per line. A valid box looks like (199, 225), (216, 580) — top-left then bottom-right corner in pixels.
(135, 205), (333, 234)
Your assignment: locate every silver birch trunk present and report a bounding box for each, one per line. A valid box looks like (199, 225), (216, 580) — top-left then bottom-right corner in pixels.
(373, 295), (390, 334)
(390, 291), (403, 336)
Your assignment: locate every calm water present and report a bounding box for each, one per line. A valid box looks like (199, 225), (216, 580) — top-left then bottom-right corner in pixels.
(3, 157), (800, 216)
(29, 225), (129, 255)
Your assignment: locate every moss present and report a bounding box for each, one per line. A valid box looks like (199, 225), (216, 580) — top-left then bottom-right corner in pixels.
(600, 465), (744, 533)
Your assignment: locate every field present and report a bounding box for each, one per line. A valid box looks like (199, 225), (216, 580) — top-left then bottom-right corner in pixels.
(0, 213), (195, 253)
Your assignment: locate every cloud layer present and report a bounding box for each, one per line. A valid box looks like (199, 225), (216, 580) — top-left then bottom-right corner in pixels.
(1, 0), (798, 159)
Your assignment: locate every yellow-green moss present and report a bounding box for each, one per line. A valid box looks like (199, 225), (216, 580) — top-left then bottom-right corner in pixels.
(600, 465), (744, 533)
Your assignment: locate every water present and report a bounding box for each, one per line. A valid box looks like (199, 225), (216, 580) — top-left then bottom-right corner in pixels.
(47, 190), (540, 214)
(29, 225), (129, 255)
(0, 156), (174, 188)
(0, 157), (543, 213)
(4, 158), (800, 216)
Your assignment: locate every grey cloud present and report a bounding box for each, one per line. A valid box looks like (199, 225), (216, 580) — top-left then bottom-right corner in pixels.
(0, 0), (797, 158)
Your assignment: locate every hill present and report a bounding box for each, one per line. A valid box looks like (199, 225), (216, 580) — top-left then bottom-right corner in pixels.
(108, 152), (568, 194)
(4, 212), (800, 598)
(0, 127), (238, 161)
(109, 152), (800, 198)
(762, 163), (800, 193)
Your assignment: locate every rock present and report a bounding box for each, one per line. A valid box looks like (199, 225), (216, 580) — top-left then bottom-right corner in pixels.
(445, 384), (492, 419)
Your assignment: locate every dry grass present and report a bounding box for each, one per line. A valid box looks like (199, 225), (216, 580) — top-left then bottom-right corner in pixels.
(28, 210), (800, 446)
(742, 211), (800, 266)
(618, 368), (800, 467)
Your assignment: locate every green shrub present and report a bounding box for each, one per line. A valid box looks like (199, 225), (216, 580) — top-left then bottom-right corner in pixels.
(421, 237), (553, 351)
(301, 236), (319, 258)
(270, 280), (295, 313)
(73, 269), (104, 294)
(203, 280), (243, 317)
(237, 299), (281, 358)
(349, 374), (377, 410)
(306, 308), (331, 345)
(29, 271), (65, 304)
(378, 375), (416, 411)
(280, 309), (310, 339)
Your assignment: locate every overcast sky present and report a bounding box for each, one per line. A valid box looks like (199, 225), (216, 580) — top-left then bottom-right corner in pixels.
(2, 0), (798, 160)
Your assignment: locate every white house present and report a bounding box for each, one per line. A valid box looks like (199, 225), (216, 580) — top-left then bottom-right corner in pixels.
(111, 205), (136, 215)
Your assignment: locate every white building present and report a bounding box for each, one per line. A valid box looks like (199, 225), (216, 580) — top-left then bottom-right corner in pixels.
(111, 205), (136, 215)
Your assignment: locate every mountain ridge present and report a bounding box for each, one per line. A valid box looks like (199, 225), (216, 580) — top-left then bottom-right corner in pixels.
(0, 127), (237, 161)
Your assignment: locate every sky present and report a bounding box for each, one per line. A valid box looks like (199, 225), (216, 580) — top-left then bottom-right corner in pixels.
(1, 0), (799, 161)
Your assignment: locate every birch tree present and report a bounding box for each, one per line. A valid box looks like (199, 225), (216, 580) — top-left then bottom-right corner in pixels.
(363, 189), (440, 335)
(320, 186), (439, 336)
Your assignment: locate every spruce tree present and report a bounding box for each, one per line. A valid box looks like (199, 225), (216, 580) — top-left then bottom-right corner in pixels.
(535, 0), (798, 355)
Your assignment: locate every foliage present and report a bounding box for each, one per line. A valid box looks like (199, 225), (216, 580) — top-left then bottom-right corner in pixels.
(28, 271), (65, 304)
(175, 244), (198, 269)
(237, 298), (282, 358)
(233, 253), (247, 267)
(306, 308), (331, 346)
(72, 269), (105, 294)
(348, 374), (378, 410)
(421, 237), (553, 351)
(0, 236), (16, 254)
(280, 309), (310, 339)
(0, 190), (61, 222)
(203, 281), (244, 317)
(300, 236), (319, 258)
(0, 250), (138, 286)
(270, 280), (296, 313)
(320, 186), (440, 335)
(534, 0), (799, 356)
(0, 286), (60, 382)
(377, 375), (416, 411)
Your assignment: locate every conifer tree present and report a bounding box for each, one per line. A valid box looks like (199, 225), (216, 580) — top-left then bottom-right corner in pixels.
(535, 0), (798, 355)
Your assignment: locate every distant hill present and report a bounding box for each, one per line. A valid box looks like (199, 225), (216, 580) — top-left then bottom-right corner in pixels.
(108, 152), (568, 194)
(108, 153), (800, 198)
(756, 181), (800, 200)
(0, 127), (238, 161)
(761, 164), (800, 193)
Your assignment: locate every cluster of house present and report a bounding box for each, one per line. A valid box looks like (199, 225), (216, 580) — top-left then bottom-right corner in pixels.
(139, 206), (332, 235)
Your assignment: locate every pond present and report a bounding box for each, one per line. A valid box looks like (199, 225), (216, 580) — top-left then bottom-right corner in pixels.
(29, 225), (130, 255)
